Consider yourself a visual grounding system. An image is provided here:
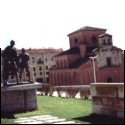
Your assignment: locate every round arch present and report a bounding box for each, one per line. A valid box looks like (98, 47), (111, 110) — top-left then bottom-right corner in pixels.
(56, 60), (59, 68)
(60, 60), (63, 68)
(63, 60), (67, 68)
(104, 72), (118, 83)
(107, 77), (113, 83)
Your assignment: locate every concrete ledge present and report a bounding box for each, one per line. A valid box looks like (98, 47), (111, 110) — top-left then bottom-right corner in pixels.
(1, 82), (42, 92)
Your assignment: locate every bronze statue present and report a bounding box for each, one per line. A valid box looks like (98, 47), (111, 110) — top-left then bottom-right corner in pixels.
(2, 40), (18, 86)
(18, 48), (31, 83)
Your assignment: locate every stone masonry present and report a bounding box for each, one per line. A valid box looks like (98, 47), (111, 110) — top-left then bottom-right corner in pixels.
(91, 83), (124, 118)
(1, 83), (42, 113)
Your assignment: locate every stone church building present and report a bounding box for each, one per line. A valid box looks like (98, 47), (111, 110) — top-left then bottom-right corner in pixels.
(49, 26), (124, 86)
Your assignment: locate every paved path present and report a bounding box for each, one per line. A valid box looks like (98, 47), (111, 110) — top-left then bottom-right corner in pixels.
(14, 115), (78, 124)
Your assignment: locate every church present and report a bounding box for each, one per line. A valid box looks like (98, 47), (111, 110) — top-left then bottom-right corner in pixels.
(49, 26), (124, 86)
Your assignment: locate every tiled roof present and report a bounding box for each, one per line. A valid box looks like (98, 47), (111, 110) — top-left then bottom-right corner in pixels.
(68, 26), (106, 36)
(69, 56), (90, 68)
(17, 48), (63, 54)
(68, 47), (96, 68)
(56, 47), (80, 57)
(93, 46), (123, 52)
(87, 46), (98, 53)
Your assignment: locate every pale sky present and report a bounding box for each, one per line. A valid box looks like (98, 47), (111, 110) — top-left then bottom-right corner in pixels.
(0, 0), (125, 50)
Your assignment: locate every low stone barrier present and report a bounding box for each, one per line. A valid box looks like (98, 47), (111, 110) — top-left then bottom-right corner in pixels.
(1, 83), (42, 113)
(90, 83), (124, 118)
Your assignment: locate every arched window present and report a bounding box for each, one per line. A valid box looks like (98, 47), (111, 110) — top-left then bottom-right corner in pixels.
(103, 39), (106, 45)
(91, 36), (97, 43)
(107, 57), (112, 66)
(74, 38), (78, 44)
(107, 77), (113, 83)
(108, 38), (112, 45)
(39, 66), (42, 71)
(60, 60), (63, 68)
(64, 60), (67, 68)
(56, 61), (59, 68)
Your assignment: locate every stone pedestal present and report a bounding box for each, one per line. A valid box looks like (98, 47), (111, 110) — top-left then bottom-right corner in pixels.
(1, 83), (42, 113)
(90, 83), (124, 118)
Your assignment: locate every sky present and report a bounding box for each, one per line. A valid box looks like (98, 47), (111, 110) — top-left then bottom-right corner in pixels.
(0, 0), (125, 50)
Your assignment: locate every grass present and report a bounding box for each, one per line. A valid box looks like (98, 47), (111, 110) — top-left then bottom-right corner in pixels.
(1, 96), (124, 124)
(1, 96), (92, 124)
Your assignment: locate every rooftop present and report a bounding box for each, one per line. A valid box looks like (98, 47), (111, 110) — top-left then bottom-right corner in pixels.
(99, 33), (112, 38)
(17, 48), (63, 54)
(69, 56), (90, 68)
(55, 47), (80, 57)
(68, 26), (107, 36)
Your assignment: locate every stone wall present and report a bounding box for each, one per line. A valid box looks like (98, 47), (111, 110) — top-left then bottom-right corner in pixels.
(91, 83), (124, 118)
(1, 83), (42, 113)
(96, 46), (122, 68)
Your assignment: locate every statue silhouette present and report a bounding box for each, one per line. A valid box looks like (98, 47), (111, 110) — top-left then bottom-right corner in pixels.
(18, 48), (31, 83)
(2, 40), (18, 86)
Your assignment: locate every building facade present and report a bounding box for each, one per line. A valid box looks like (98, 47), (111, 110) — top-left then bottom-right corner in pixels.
(1, 48), (63, 83)
(49, 26), (124, 86)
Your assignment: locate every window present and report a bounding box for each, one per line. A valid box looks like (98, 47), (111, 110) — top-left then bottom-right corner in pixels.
(91, 36), (97, 43)
(108, 38), (111, 45)
(40, 72), (42, 75)
(26, 72), (29, 77)
(11, 75), (14, 79)
(46, 66), (48, 70)
(32, 57), (35, 63)
(37, 57), (44, 64)
(74, 38), (78, 44)
(45, 57), (47, 62)
(33, 67), (36, 71)
(103, 39), (106, 45)
(34, 72), (36, 76)
(46, 77), (49, 82)
(56, 61), (59, 68)
(107, 77), (113, 83)
(107, 57), (111, 66)
(39, 66), (42, 71)
(46, 71), (49, 75)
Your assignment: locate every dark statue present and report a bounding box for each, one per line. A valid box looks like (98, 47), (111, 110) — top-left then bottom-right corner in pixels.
(2, 40), (18, 86)
(2, 40), (31, 86)
(18, 48), (31, 83)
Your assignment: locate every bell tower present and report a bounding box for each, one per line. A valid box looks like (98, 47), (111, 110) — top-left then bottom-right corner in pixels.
(96, 33), (122, 68)
(98, 33), (112, 50)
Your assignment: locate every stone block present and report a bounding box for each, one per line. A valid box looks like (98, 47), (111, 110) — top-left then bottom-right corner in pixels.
(1, 82), (41, 113)
(27, 101), (37, 110)
(118, 86), (124, 98)
(101, 108), (117, 117)
(92, 105), (102, 114)
(91, 83), (124, 118)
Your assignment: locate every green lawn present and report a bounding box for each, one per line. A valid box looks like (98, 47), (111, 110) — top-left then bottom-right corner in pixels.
(1, 96), (92, 124)
(1, 96), (124, 124)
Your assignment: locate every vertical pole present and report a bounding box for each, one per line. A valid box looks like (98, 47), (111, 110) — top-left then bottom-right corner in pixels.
(32, 67), (35, 82)
(92, 58), (96, 83)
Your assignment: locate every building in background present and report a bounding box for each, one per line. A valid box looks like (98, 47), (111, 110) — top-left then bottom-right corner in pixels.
(49, 26), (124, 86)
(1, 48), (63, 83)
